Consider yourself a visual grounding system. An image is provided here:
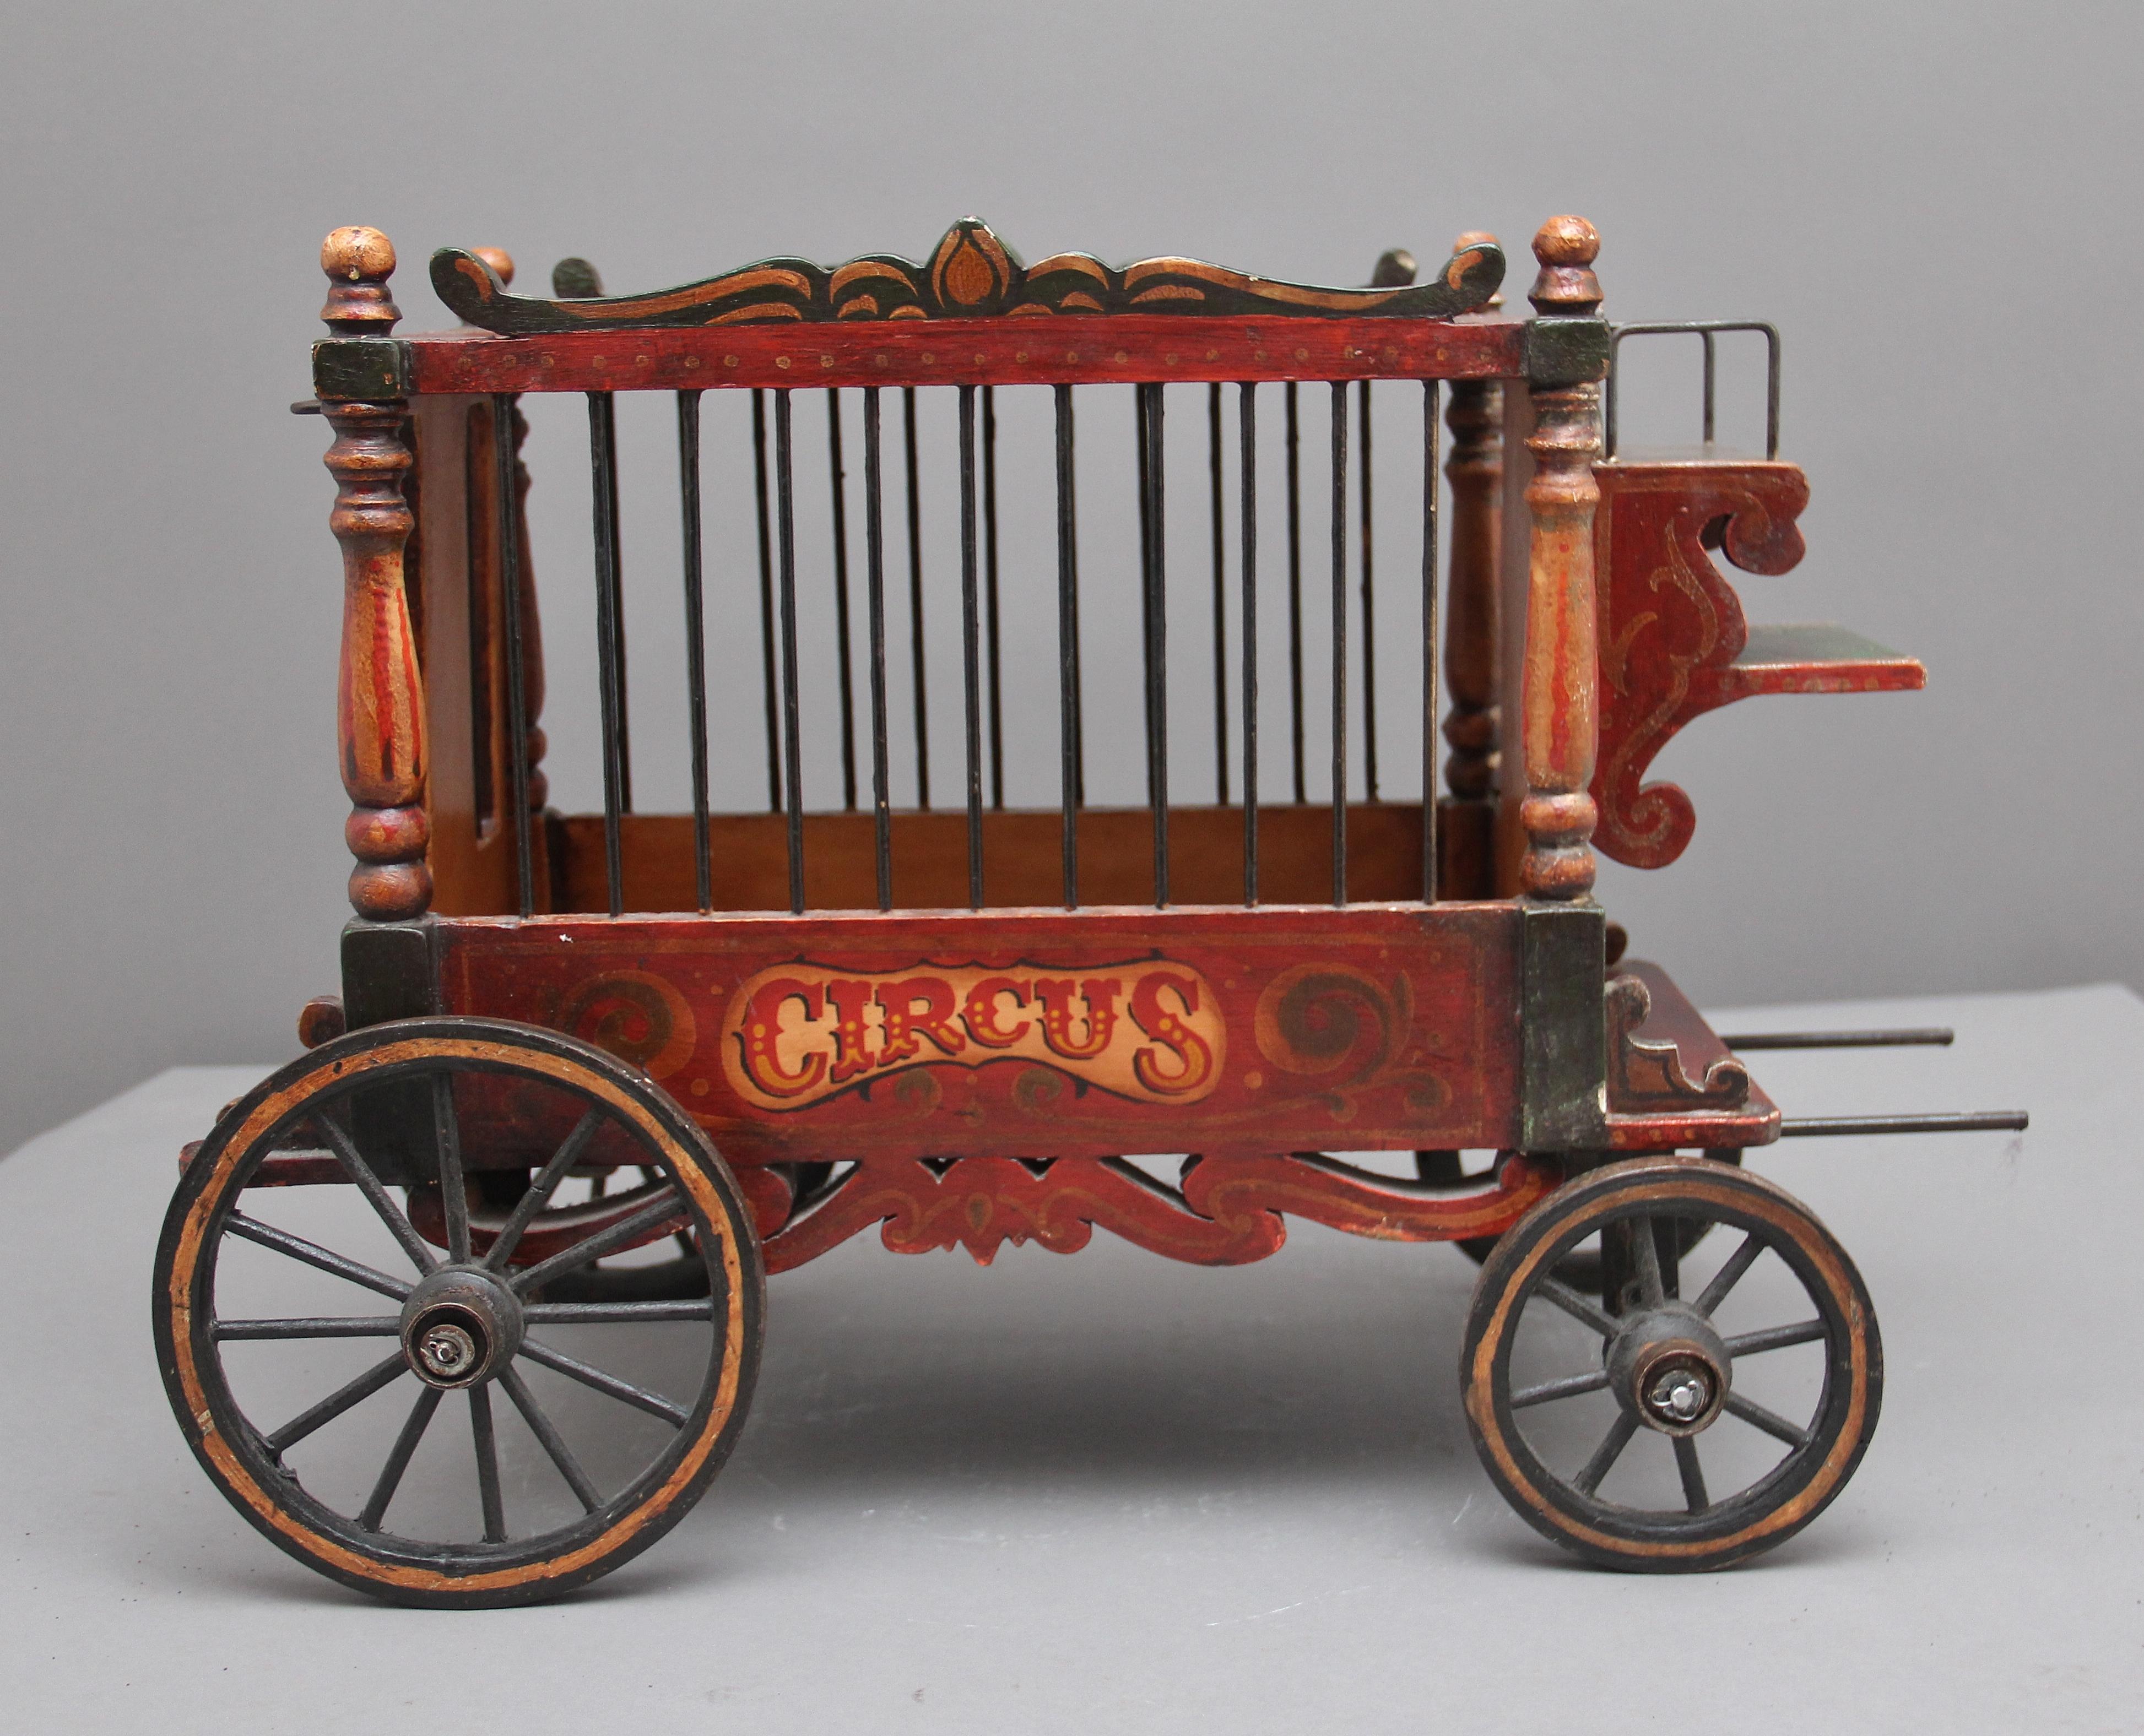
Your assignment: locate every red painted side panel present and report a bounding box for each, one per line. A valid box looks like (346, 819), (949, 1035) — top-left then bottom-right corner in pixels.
(436, 903), (1524, 1166)
(404, 314), (1526, 397)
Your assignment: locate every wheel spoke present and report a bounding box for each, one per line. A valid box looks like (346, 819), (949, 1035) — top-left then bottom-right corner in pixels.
(1674, 1435), (1710, 1514)
(432, 1073), (470, 1265)
(266, 1350), (408, 1454)
(1723, 1319), (1828, 1358)
(1628, 1213), (1665, 1308)
(1571, 1410), (1639, 1497)
(1537, 1276), (1619, 1339)
(517, 1337), (689, 1427)
(225, 1214), (412, 1301)
(1510, 1368), (1611, 1409)
(215, 1316), (402, 1341)
(522, 1300), (717, 1326)
(509, 1189), (685, 1296)
(483, 1109), (607, 1272)
(1724, 1390), (1812, 1448)
(469, 1385), (507, 1543)
(316, 1113), (438, 1276)
(498, 1365), (602, 1514)
(1694, 1231), (1764, 1319)
(356, 1385), (443, 1531)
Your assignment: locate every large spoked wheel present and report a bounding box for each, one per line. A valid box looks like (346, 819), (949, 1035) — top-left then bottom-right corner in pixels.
(1461, 1155), (1880, 1572)
(153, 1017), (764, 1609)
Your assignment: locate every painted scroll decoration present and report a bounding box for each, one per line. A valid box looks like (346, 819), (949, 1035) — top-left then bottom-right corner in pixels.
(432, 218), (1506, 334)
(1589, 463), (1809, 869)
(721, 959), (1225, 1111)
(760, 1151), (1561, 1273)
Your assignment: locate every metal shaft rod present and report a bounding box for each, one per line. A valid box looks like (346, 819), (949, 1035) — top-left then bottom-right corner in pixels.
(827, 388), (857, 811)
(1724, 1028), (1955, 1051)
(1778, 1111), (2028, 1138)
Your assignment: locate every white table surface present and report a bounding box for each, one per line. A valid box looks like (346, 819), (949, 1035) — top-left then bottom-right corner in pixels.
(3, 983), (2138, 1733)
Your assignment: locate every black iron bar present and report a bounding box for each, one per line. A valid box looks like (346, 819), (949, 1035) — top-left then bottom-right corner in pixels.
(1143, 382), (1171, 908)
(1239, 382), (1259, 905)
(1208, 381), (1230, 804)
(1054, 383), (1081, 909)
(1329, 382), (1349, 907)
(959, 385), (985, 910)
(1136, 384), (1156, 807)
(827, 389), (858, 811)
(903, 387), (930, 809)
(587, 393), (627, 915)
(1778, 1111), (2028, 1137)
(1358, 379), (1378, 802)
(864, 387), (893, 910)
(492, 395), (534, 918)
(1285, 381), (1305, 802)
(599, 392), (632, 812)
(775, 390), (806, 913)
(1421, 381), (1441, 902)
(1722, 1027), (1954, 1050)
(983, 384), (1005, 809)
(676, 391), (712, 912)
(751, 390), (781, 810)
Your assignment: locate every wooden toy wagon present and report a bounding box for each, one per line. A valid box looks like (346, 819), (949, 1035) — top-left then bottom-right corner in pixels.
(154, 213), (2024, 1607)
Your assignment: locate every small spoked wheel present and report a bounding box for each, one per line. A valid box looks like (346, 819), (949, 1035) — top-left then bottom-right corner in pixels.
(153, 1017), (764, 1608)
(1461, 1155), (1880, 1572)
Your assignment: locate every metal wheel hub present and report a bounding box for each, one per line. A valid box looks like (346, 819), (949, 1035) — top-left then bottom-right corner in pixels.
(399, 1266), (524, 1390)
(1605, 1303), (1730, 1437)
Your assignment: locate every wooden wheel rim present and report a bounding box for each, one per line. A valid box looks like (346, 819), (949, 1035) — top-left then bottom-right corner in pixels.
(153, 1017), (764, 1608)
(1461, 1156), (1881, 1571)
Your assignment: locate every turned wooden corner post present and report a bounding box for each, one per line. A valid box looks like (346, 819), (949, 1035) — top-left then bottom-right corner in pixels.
(1440, 231), (1504, 899)
(320, 226), (429, 921)
(1518, 216), (1604, 903)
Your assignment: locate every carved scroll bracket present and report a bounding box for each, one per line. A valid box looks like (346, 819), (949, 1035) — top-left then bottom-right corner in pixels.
(759, 1151), (1558, 1273)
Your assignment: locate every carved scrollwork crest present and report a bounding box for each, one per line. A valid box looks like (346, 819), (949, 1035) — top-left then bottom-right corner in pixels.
(432, 218), (1506, 334)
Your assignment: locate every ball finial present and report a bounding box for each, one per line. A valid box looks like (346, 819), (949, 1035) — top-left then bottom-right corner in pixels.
(321, 226), (396, 283)
(1528, 215), (1601, 313)
(471, 246), (516, 286)
(319, 226), (401, 335)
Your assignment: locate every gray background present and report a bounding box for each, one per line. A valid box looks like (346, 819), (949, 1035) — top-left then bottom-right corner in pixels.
(3, 0), (2138, 1158)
